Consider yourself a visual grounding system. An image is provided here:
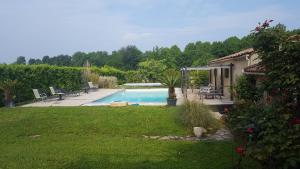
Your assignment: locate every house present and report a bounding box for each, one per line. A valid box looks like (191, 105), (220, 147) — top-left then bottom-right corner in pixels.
(207, 48), (261, 100)
(180, 48), (265, 101)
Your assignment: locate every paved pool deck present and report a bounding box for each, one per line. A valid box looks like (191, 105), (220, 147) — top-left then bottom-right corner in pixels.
(22, 88), (185, 107)
(22, 89), (121, 107)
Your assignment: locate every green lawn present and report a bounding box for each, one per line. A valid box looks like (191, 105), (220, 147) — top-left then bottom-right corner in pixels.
(0, 106), (256, 169)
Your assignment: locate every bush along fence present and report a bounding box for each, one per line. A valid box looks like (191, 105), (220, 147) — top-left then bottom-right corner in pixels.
(0, 64), (126, 106)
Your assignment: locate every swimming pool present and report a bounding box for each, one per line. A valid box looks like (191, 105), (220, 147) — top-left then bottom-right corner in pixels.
(86, 89), (168, 105)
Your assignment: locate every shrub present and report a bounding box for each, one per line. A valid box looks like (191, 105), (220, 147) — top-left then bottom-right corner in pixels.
(0, 64), (83, 105)
(227, 101), (300, 169)
(98, 76), (117, 88)
(125, 70), (145, 83)
(82, 63), (99, 85)
(234, 75), (261, 101)
(180, 100), (221, 132)
(0, 64), (127, 106)
(92, 65), (126, 84)
(0, 79), (18, 107)
(227, 22), (300, 169)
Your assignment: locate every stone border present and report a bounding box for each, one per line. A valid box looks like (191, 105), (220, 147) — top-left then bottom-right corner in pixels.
(143, 129), (232, 141)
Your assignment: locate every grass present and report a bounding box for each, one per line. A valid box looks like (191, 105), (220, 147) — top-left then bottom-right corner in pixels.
(0, 106), (258, 169)
(179, 100), (221, 133)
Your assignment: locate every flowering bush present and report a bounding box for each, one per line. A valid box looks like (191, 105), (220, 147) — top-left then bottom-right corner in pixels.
(227, 21), (300, 169)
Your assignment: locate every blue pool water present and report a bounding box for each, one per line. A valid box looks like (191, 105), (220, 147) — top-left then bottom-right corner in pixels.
(93, 89), (168, 104)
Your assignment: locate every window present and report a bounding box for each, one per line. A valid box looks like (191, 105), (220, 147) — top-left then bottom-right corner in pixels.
(224, 68), (229, 78)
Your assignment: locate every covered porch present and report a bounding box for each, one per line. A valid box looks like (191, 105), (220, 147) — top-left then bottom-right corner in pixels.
(180, 65), (234, 106)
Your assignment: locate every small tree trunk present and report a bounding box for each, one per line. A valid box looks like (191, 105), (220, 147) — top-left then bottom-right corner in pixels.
(168, 87), (176, 99)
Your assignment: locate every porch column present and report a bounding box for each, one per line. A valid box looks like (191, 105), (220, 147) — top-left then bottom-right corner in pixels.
(221, 68), (224, 95)
(229, 63), (234, 100)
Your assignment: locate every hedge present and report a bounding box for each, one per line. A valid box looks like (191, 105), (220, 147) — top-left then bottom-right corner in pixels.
(0, 64), (126, 106)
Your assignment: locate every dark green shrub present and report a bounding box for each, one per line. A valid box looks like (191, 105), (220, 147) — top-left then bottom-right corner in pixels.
(0, 64), (127, 105)
(0, 64), (83, 104)
(235, 75), (261, 101)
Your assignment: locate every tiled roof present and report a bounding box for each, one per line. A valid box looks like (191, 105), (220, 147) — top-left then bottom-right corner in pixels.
(244, 63), (265, 74)
(209, 48), (254, 64)
(287, 35), (300, 42)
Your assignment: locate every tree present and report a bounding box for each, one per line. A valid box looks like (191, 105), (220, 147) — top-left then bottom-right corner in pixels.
(137, 59), (167, 82)
(28, 58), (42, 65)
(120, 45), (143, 70)
(42, 56), (51, 64)
(15, 56), (26, 65)
(72, 52), (87, 67)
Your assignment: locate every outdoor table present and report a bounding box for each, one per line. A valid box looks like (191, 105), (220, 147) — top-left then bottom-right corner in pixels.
(82, 87), (89, 93)
(57, 93), (65, 100)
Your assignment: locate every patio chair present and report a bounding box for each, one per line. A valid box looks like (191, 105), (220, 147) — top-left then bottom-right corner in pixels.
(199, 86), (212, 100)
(88, 82), (98, 89)
(49, 86), (65, 100)
(32, 89), (47, 101)
(209, 89), (223, 99)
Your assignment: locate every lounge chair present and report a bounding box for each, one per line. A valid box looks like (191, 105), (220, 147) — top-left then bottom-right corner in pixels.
(32, 89), (47, 101)
(49, 86), (65, 100)
(88, 82), (98, 89)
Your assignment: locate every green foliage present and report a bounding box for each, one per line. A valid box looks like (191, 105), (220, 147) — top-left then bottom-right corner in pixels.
(235, 75), (261, 101)
(180, 100), (221, 132)
(137, 59), (167, 82)
(0, 65), (126, 105)
(227, 102), (300, 169)
(160, 69), (180, 99)
(227, 22), (300, 169)
(0, 65), (83, 104)
(189, 71), (209, 88)
(92, 65), (126, 84)
(0, 79), (17, 106)
(160, 69), (180, 87)
(12, 35), (253, 72)
(125, 70), (145, 83)
(14, 56), (26, 65)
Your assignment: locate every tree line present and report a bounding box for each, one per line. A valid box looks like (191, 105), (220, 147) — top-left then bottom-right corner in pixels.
(12, 35), (253, 70)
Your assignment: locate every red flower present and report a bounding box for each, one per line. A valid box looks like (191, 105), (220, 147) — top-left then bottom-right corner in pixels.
(235, 146), (245, 155)
(255, 26), (261, 31)
(290, 117), (300, 125)
(246, 127), (253, 134)
(224, 107), (229, 113)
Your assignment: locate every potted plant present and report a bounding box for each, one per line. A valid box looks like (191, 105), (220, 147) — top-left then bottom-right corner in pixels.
(0, 79), (17, 107)
(160, 69), (180, 106)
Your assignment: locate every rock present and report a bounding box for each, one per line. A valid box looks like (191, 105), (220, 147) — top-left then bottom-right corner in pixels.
(159, 136), (170, 140)
(29, 135), (41, 138)
(184, 137), (197, 141)
(149, 136), (160, 139)
(193, 127), (207, 137)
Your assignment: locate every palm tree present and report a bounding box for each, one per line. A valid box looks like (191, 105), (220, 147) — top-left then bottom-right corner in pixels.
(160, 69), (180, 105)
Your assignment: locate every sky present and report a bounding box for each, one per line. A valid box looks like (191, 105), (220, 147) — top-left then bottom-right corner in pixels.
(0, 0), (299, 63)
